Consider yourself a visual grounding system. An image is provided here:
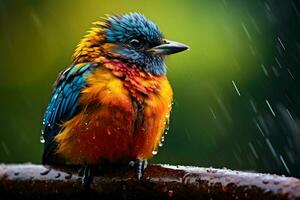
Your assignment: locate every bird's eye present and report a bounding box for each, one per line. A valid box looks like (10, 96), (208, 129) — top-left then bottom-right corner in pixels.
(129, 38), (142, 48)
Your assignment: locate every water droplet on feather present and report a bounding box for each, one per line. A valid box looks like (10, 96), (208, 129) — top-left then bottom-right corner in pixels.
(40, 136), (45, 143)
(152, 150), (158, 155)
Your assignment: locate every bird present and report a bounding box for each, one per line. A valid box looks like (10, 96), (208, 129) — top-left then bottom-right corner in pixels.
(41, 12), (188, 184)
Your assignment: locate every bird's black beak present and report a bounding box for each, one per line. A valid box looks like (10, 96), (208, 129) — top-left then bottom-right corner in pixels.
(148, 39), (189, 55)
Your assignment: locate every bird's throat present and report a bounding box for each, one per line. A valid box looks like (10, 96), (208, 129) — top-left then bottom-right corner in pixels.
(103, 59), (165, 103)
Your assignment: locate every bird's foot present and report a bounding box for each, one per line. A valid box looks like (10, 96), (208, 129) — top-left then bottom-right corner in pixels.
(79, 165), (92, 189)
(132, 159), (148, 181)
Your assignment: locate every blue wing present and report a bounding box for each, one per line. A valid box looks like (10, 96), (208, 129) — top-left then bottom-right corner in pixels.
(42, 62), (98, 164)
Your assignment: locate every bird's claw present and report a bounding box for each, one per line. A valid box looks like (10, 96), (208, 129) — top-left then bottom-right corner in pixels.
(133, 159), (148, 181)
(81, 166), (92, 189)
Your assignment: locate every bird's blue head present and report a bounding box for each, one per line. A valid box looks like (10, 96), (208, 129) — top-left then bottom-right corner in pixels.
(102, 13), (188, 75)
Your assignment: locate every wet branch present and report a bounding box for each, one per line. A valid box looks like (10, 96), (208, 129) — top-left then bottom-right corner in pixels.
(0, 163), (300, 200)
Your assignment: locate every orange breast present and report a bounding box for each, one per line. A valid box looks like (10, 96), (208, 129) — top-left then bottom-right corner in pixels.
(131, 78), (173, 160)
(55, 66), (173, 165)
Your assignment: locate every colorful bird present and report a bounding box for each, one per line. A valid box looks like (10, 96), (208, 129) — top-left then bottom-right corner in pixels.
(41, 12), (188, 183)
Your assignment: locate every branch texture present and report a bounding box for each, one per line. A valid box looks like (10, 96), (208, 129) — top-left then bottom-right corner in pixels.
(1, 163), (300, 200)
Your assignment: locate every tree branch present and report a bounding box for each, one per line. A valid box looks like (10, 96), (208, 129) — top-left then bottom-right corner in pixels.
(0, 163), (300, 199)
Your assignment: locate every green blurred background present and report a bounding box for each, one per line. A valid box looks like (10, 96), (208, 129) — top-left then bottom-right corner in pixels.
(1, 0), (300, 177)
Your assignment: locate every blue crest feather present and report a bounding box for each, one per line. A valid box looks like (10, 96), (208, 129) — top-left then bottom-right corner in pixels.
(104, 12), (166, 75)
